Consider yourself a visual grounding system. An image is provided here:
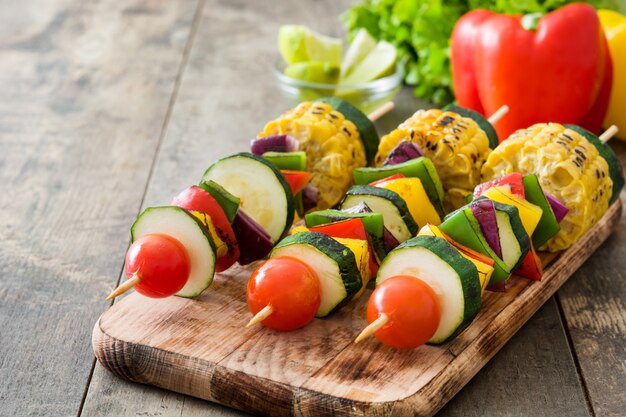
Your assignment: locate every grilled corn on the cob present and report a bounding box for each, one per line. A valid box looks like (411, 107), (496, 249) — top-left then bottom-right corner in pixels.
(481, 123), (613, 252)
(375, 109), (492, 211)
(258, 101), (367, 209)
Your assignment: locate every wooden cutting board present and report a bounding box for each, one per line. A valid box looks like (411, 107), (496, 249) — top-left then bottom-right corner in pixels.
(92, 199), (622, 417)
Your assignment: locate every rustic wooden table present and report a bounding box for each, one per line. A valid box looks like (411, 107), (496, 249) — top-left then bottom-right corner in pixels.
(1, 1), (624, 416)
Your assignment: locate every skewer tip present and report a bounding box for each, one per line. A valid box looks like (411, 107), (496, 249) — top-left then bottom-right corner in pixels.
(354, 313), (388, 344)
(367, 102), (395, 122)
(246, 305), (273, 328)
(106, 274), (141, 301)
(487, 105), (509, 125)
(599, 125), (618, 144)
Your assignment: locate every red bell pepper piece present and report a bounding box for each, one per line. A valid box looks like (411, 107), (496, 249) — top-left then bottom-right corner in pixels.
(281, 170), (312, 195)
(514, 242), (543, 281)
(308, 218), (379, 276)
(473, 172), (525, 199)
(369, 173), (405, 186)
(451, 4), (612, 139)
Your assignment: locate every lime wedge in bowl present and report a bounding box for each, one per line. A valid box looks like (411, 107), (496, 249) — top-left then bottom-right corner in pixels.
(278, 25), (342, 66)
(341, 41), (397, 85)
(341, 29), (377, 78)
(284, 62), (340, 84)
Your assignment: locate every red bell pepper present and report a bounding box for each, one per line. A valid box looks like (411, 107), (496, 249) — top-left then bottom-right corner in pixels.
(308, 218), (380, 275)
(473, 172), (525, 199)
(514, 243), (543, 281)
(368, 173), (405, 186)
(451, 4), (612, 140)
(281, 170), (312, 195)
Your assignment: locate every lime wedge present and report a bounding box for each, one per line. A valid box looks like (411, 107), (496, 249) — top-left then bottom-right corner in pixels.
(341, 29), (377, 78)
(278, 25), (342, 66)
(341, 41), (397, 85)
(284, 62), (340, 84)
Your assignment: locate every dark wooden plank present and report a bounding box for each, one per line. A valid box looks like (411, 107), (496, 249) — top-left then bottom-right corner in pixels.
(438, 298), (591, 417)
(0, 1), (198, 416)
(556, 141), (626, 417)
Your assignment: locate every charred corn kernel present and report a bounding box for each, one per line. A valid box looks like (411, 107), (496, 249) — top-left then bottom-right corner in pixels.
(258, 102), (366, 209)
(375, 109), (491, 211)
(481, 123), (613, 252)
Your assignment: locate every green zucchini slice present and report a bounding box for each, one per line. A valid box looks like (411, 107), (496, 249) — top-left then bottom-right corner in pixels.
(271, 232), (362, 317)
(377, 235), (481, 344)
(341, 185), (417, 242)
(201, 152), (294, 243)
(131, 206), (216, 298)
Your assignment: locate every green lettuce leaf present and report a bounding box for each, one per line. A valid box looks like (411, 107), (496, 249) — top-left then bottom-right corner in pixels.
(342, 0), (622, 106)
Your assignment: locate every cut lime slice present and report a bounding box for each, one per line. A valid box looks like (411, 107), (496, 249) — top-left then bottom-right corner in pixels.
(341, 41), (397, 85)
(284, 62), (340, 84)
(341, 29), (377, 79)
(278, 25), (342, 66)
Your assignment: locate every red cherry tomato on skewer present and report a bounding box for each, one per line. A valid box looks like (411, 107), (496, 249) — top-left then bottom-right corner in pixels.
(246, 257), (321, 331)
(124, 233), (191, 298)
(359, 275), (441, 349)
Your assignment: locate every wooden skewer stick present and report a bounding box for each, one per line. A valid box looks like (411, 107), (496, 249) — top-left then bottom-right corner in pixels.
(354, 313), (389, 344)
(106, 274), (141, 301)
(487, 105), (509, 125)
(246, 305), (273, 328)
(600, 125), (618, 144)
(367, 102), (395, 122)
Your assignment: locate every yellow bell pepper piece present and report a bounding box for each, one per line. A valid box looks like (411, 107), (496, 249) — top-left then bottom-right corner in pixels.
(374, 177), (442, 229)
(190, 211), (228, 258)
(333, 237), (371, 299)
(418, 224), (493, 296)
(599, 10), (626, 140)
(482, 186), (543, 236)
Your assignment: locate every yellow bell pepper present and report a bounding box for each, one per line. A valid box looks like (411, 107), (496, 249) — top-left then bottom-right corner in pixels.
(599, 10), (626, 140)
(374, 177), (442, 229)
(418, 224), (493, 295)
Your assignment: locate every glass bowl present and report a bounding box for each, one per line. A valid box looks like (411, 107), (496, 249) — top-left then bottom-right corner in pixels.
(273, 60), (403, 115)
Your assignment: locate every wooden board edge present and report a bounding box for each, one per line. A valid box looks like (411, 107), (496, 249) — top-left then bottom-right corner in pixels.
(91, 199), (622, 417)
(293, 200), (622, 415)
(92, 318), (219, 404)
(383, 198), (624, 417)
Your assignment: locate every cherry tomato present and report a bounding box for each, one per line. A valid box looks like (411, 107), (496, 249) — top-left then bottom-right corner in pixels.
(247, 257), (320, 331)
(367, 275), (440, 349)
(172, 186), (239, 272)
(125, 233), (191, 298)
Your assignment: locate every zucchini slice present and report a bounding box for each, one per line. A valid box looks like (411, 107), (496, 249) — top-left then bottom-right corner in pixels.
(340, 185), (418, 243)
(131, 206), (216, 298)
(443, 104), (499, 149)
(271, 232), (362, 317)
(492, 201), (530, 272)
(201, 153), (294, 243)
(440, 207), (511, 285)
(353, 157), (445, 217)
(377, 235), (481, 344)
(316, 97), (379, 165)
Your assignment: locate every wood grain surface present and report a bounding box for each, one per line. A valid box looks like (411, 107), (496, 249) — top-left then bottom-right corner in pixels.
(0, 1), (198, 416)
(91, 200), (622, 416)
(2, 1), (625, 416)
